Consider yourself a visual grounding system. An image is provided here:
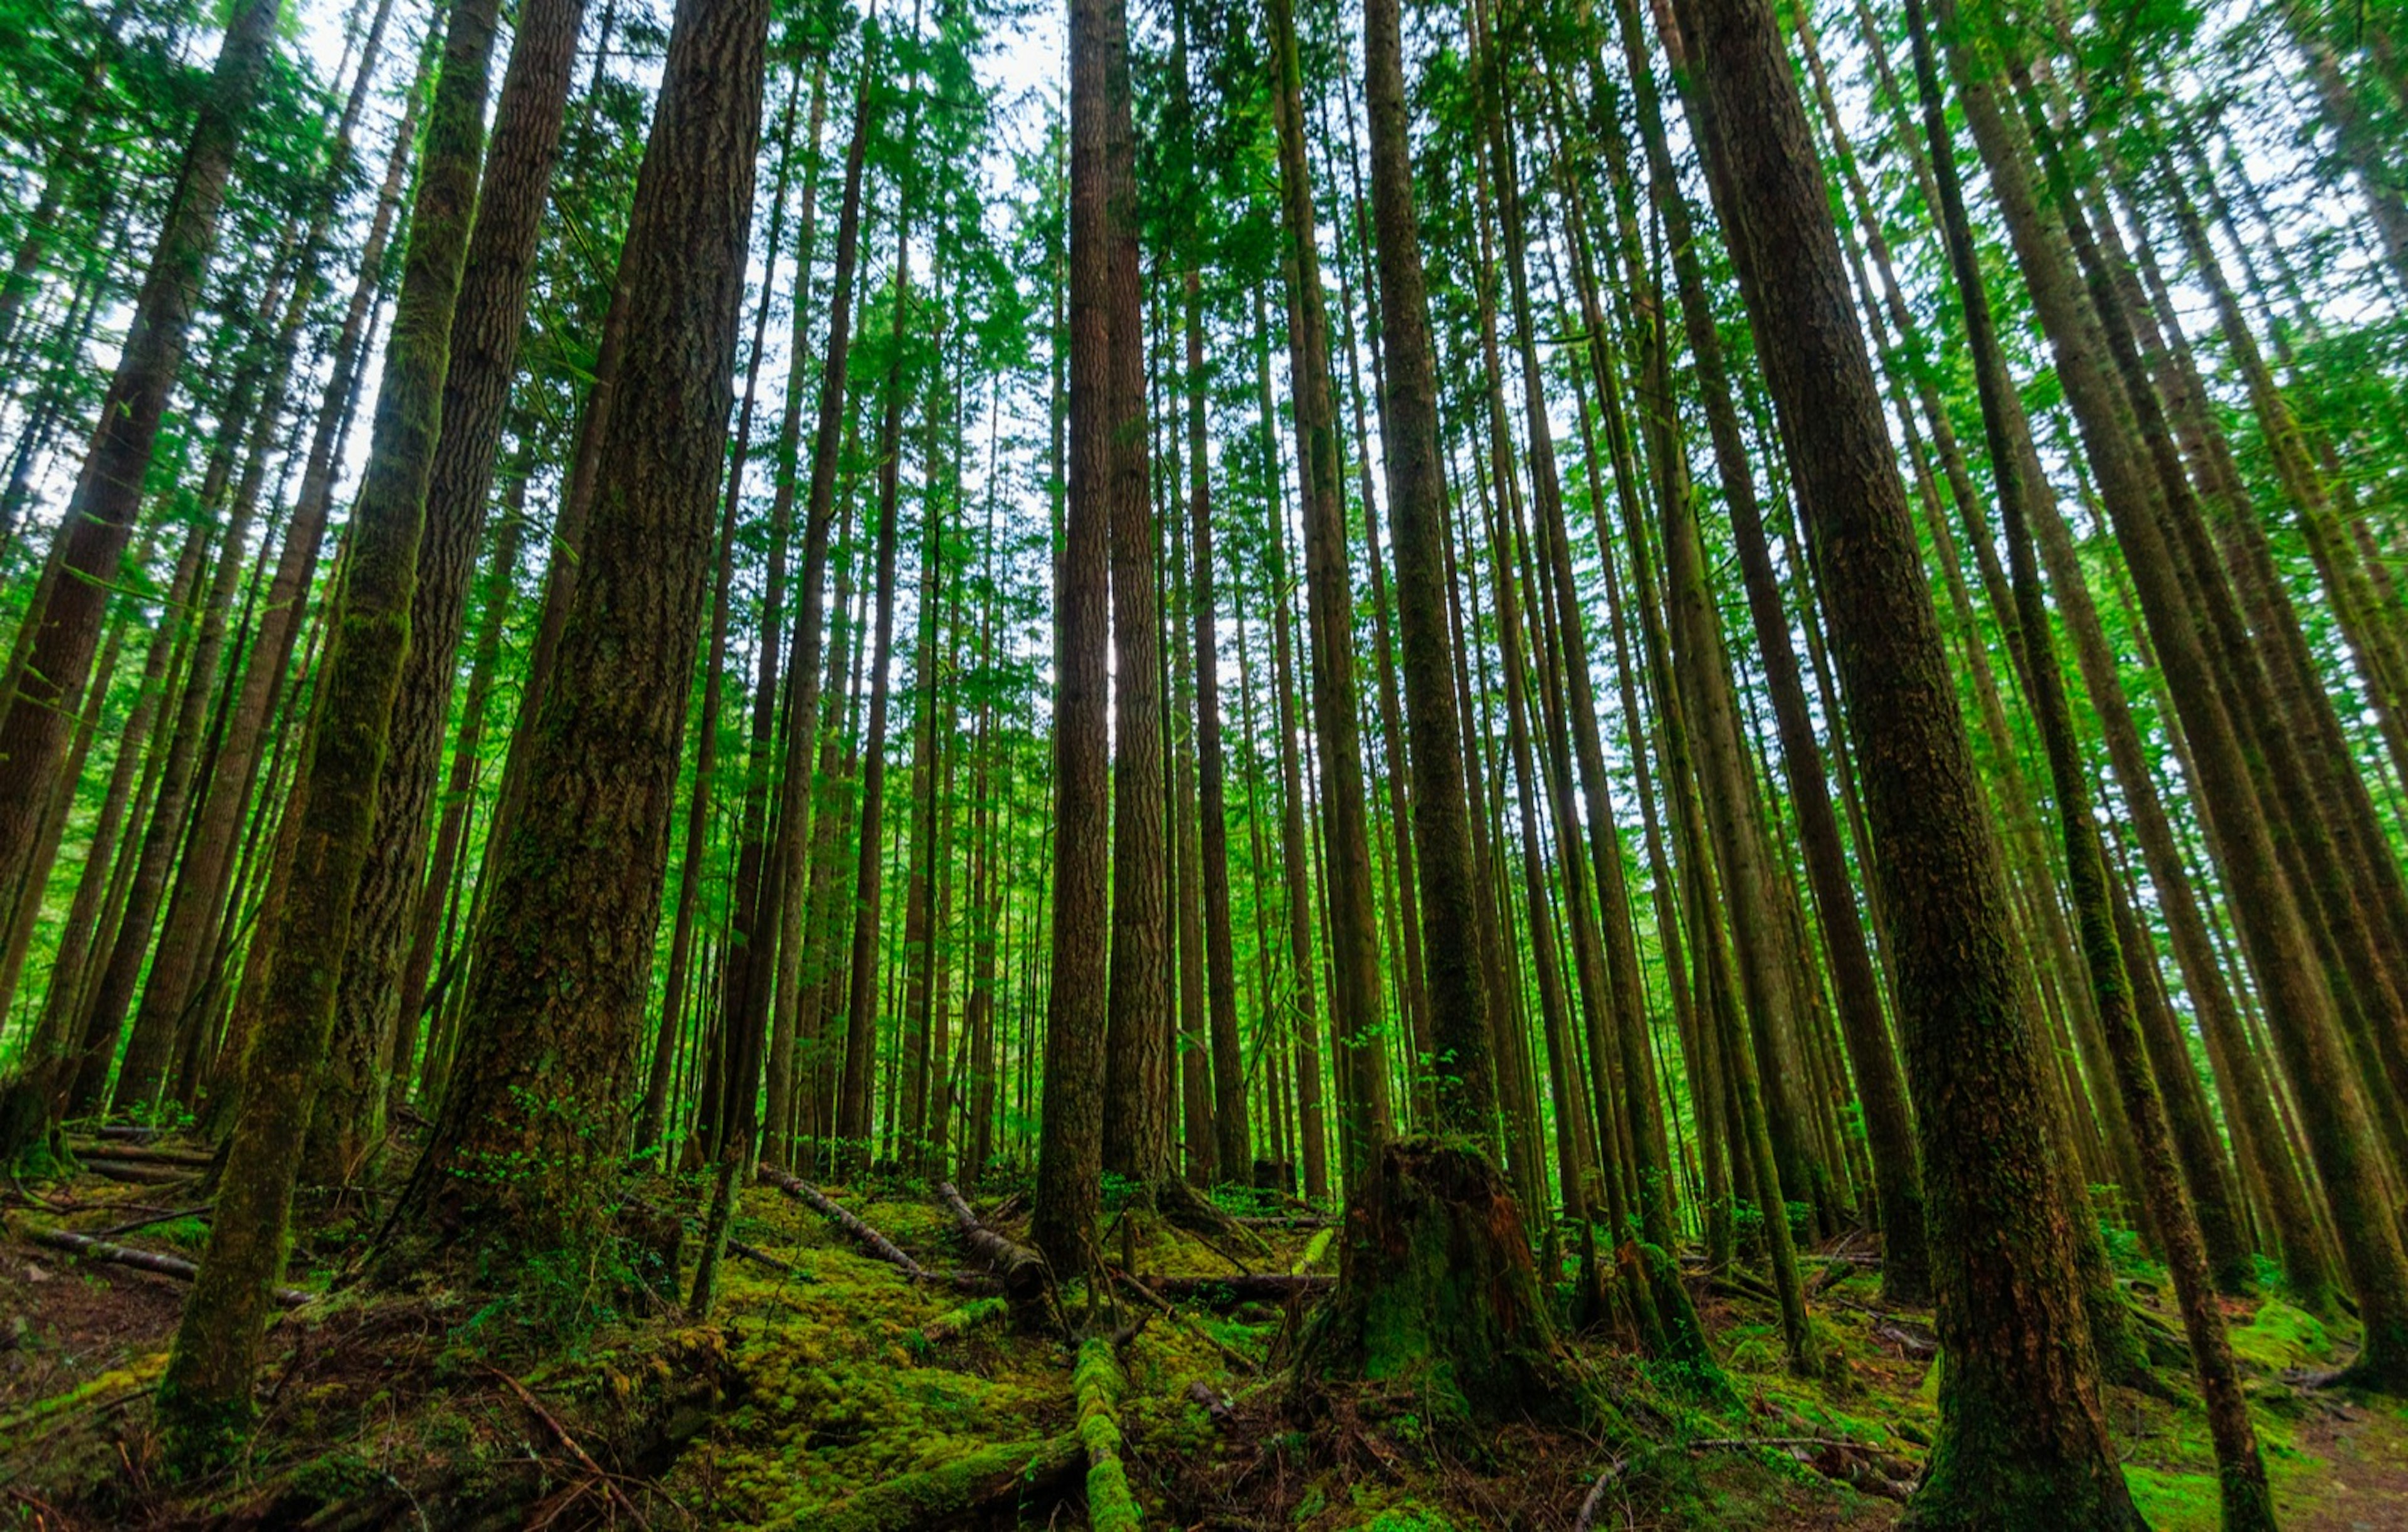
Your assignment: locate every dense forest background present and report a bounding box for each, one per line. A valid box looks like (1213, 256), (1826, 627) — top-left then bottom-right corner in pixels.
(1, 0), (2407, 1523)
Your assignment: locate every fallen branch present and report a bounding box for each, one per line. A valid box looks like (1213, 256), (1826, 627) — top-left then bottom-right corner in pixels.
(92, 1203), (211, 1240)
(1136, 1272), (1332, 1302)
(483, 1365), (651, 1531)
(758, 1165), (929, 1282)
(1232, 1212), (1328, 1228)
(19, 1225), (309, 1306)
(729, 1237), (809, 1278)
(936, 1180), (1047, 1306)
(1572, 1458), (1627, 1532)
(1107, 1265), (1260, 1375)
(1075, 1335), (1141, 1532)
(815, 1434), (1081, 1532)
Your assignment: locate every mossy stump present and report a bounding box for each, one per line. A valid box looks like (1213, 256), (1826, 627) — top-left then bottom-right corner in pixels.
(1297, 1135), (1590, 1427)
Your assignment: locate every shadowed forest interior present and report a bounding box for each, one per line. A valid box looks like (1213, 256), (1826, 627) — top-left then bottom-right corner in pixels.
(3, 0), (2408, 1523)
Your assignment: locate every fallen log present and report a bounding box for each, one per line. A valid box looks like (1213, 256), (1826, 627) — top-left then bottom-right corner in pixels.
(68, 1141), (216, 1168)
(1136, 1272), (1333, 1302)
(815, 1433), (1081, 1532)
(1075, 1335), (1141, 1532)
(757, 1165), (929, 1281)
(936, 1180), (1047, 1305)
(85, 1159), (194, 1186)
(19, 1225), (310, 1306)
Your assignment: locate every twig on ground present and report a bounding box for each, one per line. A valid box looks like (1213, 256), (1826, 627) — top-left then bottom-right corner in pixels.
(483, 1365), (652, 1531)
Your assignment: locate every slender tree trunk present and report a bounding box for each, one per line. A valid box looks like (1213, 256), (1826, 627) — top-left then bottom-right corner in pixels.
(1672, 0), (2138, 1517)
(0, 0), (283, 933)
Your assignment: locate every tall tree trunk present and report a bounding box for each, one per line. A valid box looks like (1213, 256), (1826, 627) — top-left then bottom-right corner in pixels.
(157, 0), (507, 1460)
(1183, 269), (1250, 1182)
(1906, 8), (2273, 1516)
(1671, 0), (2138, 1518)
(0, 0), (283, 953)
(311, 0), (593, 1180)
(1267, 0), (1387, 1189)
(391, 0), (772, 1269)
(1943, 0), (2408, 1392)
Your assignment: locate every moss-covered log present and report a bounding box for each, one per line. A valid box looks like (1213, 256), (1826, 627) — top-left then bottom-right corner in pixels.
(816, 1433), (1081, 1532)
(1297, 1135), (1587, 1426)
(18, 1224), (310, 1306)
(1075, 1334), (1142, 1531)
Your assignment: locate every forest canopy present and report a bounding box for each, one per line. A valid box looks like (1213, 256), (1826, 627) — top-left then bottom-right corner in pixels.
(1, 0), (2407, 1524)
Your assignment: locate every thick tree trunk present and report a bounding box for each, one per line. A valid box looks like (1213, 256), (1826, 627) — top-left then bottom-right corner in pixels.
(394, 0), (771, 1267)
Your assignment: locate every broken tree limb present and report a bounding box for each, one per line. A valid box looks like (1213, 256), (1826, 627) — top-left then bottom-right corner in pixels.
(18, 1225), (310, 1306)
(936, 1180), (1048, 1306)
(758, 1165), (929, 1281)
(815, 1433), (1081, 1532)
(483, 1365), (651, 1529)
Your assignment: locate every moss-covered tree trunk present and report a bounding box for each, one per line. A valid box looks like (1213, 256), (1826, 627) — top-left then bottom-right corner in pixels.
(156, 0), (504, 1462)
(393, 0), (773, 1265)
(311, 0), (591, 1183)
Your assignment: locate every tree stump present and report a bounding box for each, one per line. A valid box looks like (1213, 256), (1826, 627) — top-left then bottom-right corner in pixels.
(1296, 1135), (1589, 1425)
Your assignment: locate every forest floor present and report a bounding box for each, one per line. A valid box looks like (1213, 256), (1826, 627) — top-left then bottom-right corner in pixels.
(1, 1136), (2404, 1529)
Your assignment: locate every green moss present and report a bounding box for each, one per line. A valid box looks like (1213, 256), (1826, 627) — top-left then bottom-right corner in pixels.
(2121, 1460), (2226, 1529)
(2228, 1300), (2334, 1373)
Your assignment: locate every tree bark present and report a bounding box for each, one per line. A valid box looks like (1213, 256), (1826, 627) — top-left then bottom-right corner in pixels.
(1671, 0), (2138, 1518)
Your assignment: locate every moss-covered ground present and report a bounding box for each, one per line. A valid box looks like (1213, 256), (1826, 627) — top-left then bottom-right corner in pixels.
(3, 1147), (2405, 1528)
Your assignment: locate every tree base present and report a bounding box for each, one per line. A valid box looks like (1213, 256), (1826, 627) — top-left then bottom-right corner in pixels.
(1295, 1136), (1593, 1427)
